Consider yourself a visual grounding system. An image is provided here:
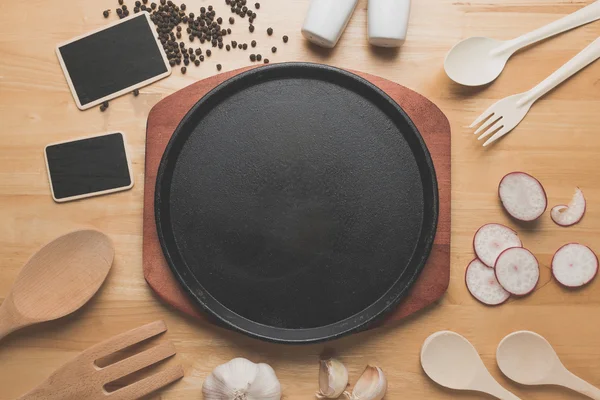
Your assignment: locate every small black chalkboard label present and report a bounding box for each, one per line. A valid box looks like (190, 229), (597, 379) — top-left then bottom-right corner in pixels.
(57, 13), (171, 110)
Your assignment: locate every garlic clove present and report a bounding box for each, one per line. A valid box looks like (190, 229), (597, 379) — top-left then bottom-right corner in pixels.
(317, 358), (349, 398)
(247, 363), (282, 400)
(202, 357), (281, 400)
(345, 365), (387, 400)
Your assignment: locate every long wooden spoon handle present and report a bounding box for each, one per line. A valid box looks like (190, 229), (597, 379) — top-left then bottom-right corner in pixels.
(563, 372), (600, 400)
(482, 380), (522, 400)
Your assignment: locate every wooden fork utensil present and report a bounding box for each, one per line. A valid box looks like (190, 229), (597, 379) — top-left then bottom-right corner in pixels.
(17, 320), (183, 400)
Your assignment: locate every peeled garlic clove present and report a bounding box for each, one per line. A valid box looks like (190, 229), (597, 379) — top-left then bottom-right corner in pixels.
(202, 357), (281, 400)
(345, 365), (387, 400)
(316, 358), (349, 398)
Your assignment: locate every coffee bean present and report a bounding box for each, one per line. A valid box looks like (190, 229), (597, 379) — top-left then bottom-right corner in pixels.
(249, 24), (254, 33)
(200, 6), (206, 13)
(135, 1), (141, 7)
(229, 17), (234, 24)
(190, 54), (196, 61)
(194, 59), (200, 66)
(227, 28), (232, 34)
(264, 58), (269, 64)
(238, 43), (243, 49)
(217, 17), (222, 24)
(267, 27), (273, 35)
(206, 49), (212, 56)
(251, 40), (256, 47)
(119, 0), (124, 5)
(283, 35), (289, 43)
(226, 44), (231, 51)
(100, 105), (107, 112)
(176, 32), (181, 38)
(250, 54), (256, 61)
(133, 89), (140, 96)
(255, 2), (260, 8)
(176, 58), (181, 64)
(103, 9), (110, 17)
(256, 54), (262, 61)
(200, 55), (205, 61)
(180, 3), (186, 10)
(271, 46), (276, 53)
(102, 101), (109, 108)
(232, 40), (237, 47)
(242, 43), (248, 50)
(116, 7), (123, 15)
(195, 48), (202, 55)
(151, 2), (157, 9)
(181, 66), (187, 73)
(121, 4), (127, 10)
(184, 58), (190, 65)
(124, 9), (130, 16)
(208, 5), (213, 11)
(217, 64), (222, 71)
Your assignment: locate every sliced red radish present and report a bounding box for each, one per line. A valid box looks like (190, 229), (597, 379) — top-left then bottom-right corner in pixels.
(498, 172), (547, 222)
(494, 247), (539, 296)
(473, 223), (522, 268)
(465, 259), (510, 306)
(551, 188), (586, 227)
(551, 243), (598, 288)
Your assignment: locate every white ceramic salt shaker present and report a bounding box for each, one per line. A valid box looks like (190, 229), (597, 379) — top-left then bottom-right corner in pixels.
(301, 0), (359, 48)
(368, 0), (411, 47)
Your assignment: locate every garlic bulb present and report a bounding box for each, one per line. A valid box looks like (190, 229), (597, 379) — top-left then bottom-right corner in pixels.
(202, 357), (281, 400)
(316, 358), (349, 398)
(344, 365), (387, 400)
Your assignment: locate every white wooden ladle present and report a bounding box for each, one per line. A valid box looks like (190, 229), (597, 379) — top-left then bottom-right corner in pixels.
(421, 331), (521, 399)
(497, 331), (600, 399)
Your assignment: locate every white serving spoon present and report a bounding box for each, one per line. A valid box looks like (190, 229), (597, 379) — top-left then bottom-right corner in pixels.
(421, 331), (521, 399)
(444, 0), (600, 86)
(497, 331), (600, 399)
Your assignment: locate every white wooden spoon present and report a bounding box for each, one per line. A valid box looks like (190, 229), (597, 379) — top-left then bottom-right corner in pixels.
(421, 331), (521, 399)
(497, 331), (600, 399)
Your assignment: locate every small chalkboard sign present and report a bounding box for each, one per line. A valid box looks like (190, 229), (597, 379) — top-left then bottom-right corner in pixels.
(56, 12), (171, 110)
(44, 132), (134, 203)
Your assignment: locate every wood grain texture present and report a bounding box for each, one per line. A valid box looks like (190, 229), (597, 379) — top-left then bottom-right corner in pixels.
(142, 66), (451, 329)
(0, 0), (599, 399)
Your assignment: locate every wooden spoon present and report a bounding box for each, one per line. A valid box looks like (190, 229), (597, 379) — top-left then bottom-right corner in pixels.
(0, 230), (114, 341)
(421, 331), (521, 399)
(497, 331), (600, 399)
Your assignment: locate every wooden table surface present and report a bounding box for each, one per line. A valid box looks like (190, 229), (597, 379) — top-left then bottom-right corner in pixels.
(1, 0), (599, 398)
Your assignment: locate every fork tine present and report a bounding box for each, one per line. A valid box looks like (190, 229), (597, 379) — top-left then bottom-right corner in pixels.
(86, 320), (167, 361)
(473, 114), (501, 135)
(477, 119), (504, 141)
(100, 341), (177, 383)
(483, 126), (513, 147)
(469, 105), (496, 128)
(108, 364), (184, 400)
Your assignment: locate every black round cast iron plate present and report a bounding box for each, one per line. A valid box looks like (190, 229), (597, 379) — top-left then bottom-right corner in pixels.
(155, 63), (439, 343)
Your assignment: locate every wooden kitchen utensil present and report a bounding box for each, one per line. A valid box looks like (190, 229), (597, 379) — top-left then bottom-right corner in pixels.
(143, 66), (451, 333)
(0, 230), (114, 341)
(421, 331), (521, 400)
(17, 320), (184, 400)
(497, 331), (600, 399)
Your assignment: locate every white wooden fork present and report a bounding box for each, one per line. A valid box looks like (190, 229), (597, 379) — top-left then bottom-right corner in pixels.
(471, 37), (600, 146)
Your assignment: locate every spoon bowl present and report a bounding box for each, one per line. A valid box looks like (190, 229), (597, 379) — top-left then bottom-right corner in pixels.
(421, 331), (521, 399)
(497, 331), (600, 399)
(444, 37), (507, 86)
(0, 230), (114, 341)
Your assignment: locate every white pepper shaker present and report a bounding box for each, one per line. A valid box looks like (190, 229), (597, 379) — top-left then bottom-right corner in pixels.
(301, 0), (359, 48)
(368, 0), (411, 47)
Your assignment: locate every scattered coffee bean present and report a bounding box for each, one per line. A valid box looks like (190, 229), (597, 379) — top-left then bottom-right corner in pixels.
(250, 54), (256, 61)
(181, 66), (187, 73)
(103, 9), (110, 17)
(160, 0), (165, 4)
(256, 54), (262, 61)
(176, 32), (181, 38)
(206, 49), (212, 56)
(180, 3), (186, 10)
(195, 48), (202, 55)
(135, 0), (141, 6)
(271, 46), (277, 53)
(119, 0), (124, 4)
(217, 64), (222, 71)
(151, 2), (157, 9)
(217, 17), (223, 24)
(143, 0), (148, 4)
(124, 9), (130, 16)
(229, 17), (234, 24)
(121, 4), (127, 10)
(208, 5), (213, 11)
(100, 105), (107, 112)
(200, 55), (205, 61)
(267, 27), (273, 35)
(133, 89), (140, 96)
(249, 17), (254, 23)
(226, 44), (231, 50)
(264, 58), (269, 64)
(255, 2), (260, 8)
(194, 59), (200, 66)
(251, 40), (256, 47)
(243, 43), (248, 50)
(283, 35), (288, 43)
(116, 7), (123, 15)
(184, 58), (190, 65)
(200, 6), (206, 13)
(180, 42), (185, 48)
(232, 40), (237, 47)
(238, 43), (243, 49)
(252, 12), (256, 18)
(176, 58), (181, 64)
(102, 101), (109, 108)
(218, 42), (224, 48)
(169, 59), (176, 66)
(249, 24), (254, 33)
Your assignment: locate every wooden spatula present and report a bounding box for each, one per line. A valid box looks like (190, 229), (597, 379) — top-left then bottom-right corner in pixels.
(0, 230), (114, 341)
(17, 320), (184, 400)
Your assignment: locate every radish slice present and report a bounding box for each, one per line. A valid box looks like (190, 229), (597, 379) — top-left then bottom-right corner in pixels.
(494, 247), (539, 296)
(473, 223), (522, 268)
(551, 188), (586, 227)
(552, 243), (598, 288)
(498, 172), (547, 222)
(465, 259), (510, 306)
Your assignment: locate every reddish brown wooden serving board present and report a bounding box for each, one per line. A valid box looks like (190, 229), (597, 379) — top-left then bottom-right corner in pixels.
(143, 65), (451, 330)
